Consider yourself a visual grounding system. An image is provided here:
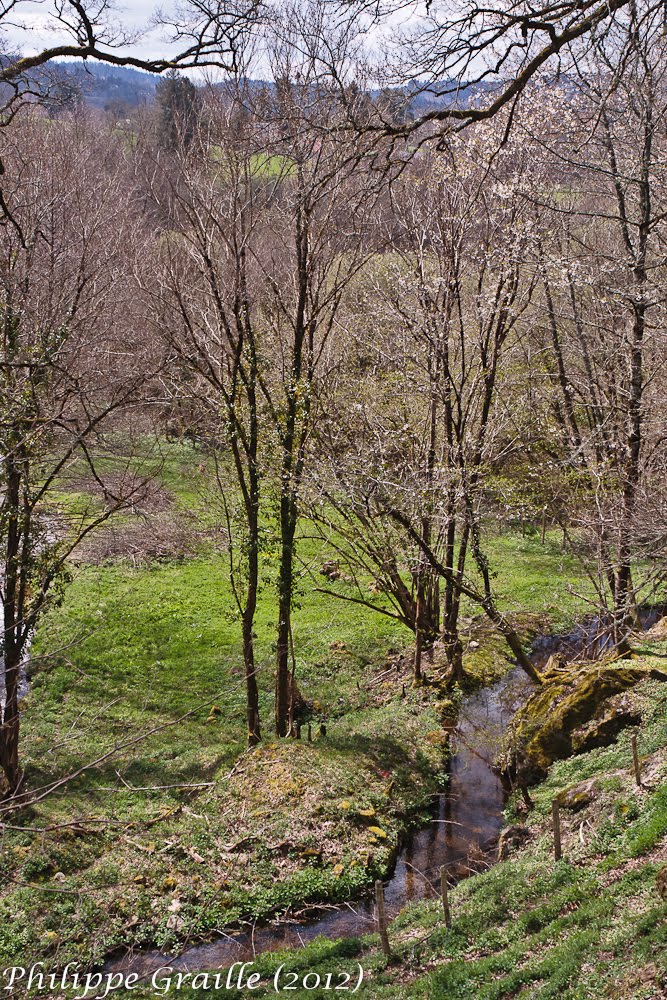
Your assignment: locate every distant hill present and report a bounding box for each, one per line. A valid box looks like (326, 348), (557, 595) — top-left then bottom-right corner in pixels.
(49, 61), (157, 111)
(2, 55), (492, 118)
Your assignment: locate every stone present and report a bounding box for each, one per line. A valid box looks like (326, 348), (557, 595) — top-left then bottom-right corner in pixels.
(302, 847), (322, 861)
(556, 777), (602, 811)
(572, 693), (641, 754)
(542, 653), (567, 677)
(646, 616), (667, 641)
(319, 561), (340, 581)
(497, 824), (532, 860)
(504, 662), (667, 781)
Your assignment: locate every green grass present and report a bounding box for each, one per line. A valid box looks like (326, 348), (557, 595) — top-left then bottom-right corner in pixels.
(3, 551), (414, 968)
(138, 673), (666, 1000)
(482, 530), (598, 628)
(0, 442), (623, 978)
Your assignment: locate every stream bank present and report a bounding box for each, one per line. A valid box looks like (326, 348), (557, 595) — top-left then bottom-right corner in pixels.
(107, 611), (666, 979)
(108, 666), (534, 978)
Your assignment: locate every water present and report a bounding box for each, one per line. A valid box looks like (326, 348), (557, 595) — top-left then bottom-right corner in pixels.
(0, 602), (30, 711)
(107, 667), (534, 977)
(106, 607), (664, 977)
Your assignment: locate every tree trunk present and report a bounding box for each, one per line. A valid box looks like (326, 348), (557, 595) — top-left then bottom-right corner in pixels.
(275, 493), (296, 736)
(443, 629), (464, 685)
(242, 607), (261, 746)
(0, 651), (21, 796)
(0, 461), (22, 795)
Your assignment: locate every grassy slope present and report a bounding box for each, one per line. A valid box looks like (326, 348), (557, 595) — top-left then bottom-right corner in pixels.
(0, 442), (602, 973)
(148, 661), (667, 1000)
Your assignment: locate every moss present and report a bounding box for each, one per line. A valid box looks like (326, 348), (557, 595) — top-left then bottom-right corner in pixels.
(506, 662), (667, 777)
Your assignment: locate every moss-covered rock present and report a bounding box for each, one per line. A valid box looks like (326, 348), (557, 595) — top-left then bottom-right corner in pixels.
(497, 824), (532, 859)
(572, 693), (641, 754)
(555, 777), (602, 811)
(501, 660), (667, 783)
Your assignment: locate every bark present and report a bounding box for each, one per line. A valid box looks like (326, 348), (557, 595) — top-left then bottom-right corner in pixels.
(0, 457), (23, 794)
(275, 500), (296, 737)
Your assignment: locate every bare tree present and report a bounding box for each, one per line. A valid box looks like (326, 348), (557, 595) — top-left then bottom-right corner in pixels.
(0, 0), (264, 92)
(148, 83), (271, 746)
(330, 0), (652, 135)
(0, 113), (156, 795)
(257, 26), (388, 734)
(313, 125), (543, 685)
(522, 5), (667, 651)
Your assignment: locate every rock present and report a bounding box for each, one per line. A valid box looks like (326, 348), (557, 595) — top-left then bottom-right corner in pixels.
(319, 561), (340, 581)
(646, 616), (667, 641)
(497, 824), (532, 860)
(556, 777), (602, 811)
(504, 662), (667, 780)
(302, 847), (322, 862)
(572, 694), (641, 753)
(542, 653), (567, 677)
(469, 640), (480, 650)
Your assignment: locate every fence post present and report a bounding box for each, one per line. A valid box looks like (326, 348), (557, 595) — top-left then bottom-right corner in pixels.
(631, 734), (641, 786)
(552, 799), (562, 861)
(375, 879), (391, 957)
(440, 866), (452, 928)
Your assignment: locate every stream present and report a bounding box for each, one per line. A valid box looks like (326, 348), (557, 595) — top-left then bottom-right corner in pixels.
(109, 665), (534, 978)
(108, 610), (664, 978)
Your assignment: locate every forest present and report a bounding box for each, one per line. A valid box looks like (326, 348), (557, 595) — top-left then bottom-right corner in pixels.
(0, 0), (666, 997)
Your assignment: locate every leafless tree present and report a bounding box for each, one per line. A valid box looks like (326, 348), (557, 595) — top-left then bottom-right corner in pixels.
(330, 0), (658, 136)
(313, 124), (544, 684)
(0, 113), (157, 795)
(0, 0), (264, 92)
(147, 83), (272, 746)
(521, 4), (667, 651)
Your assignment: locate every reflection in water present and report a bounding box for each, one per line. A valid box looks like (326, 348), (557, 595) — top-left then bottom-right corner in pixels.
(108, 667), (534, 979)
(108, 607), (666, 977)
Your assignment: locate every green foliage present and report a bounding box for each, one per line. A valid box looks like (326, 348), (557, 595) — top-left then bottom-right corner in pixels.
(155, 70), (199, 150)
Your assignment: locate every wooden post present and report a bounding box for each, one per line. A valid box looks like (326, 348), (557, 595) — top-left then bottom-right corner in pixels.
(375, 879), (391, 957)
(307, 724), (312, 743)
(295, 723), (301, 740)
(631, 734), (641, 786)
(440, 866), (452, 928)
(552, 799), (562, 861)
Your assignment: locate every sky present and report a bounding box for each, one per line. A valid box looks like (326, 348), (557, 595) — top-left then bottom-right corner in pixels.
(1, 0), (191, 66)
(1, 0), (422, 76)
